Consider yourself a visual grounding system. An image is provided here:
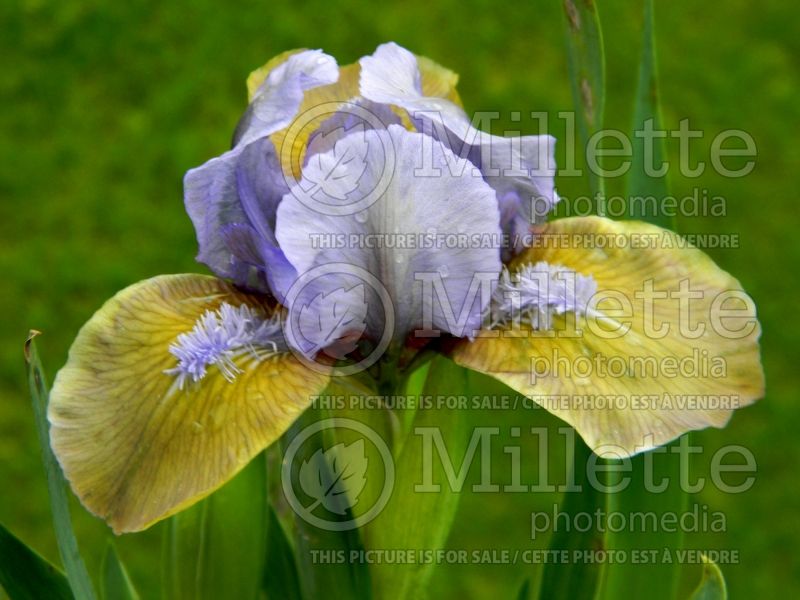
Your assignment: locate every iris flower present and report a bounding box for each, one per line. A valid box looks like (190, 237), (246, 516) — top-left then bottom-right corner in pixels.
(49, 42), (764, 533)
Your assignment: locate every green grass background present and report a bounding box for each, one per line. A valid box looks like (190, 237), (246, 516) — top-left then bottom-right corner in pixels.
(1, 0), (798, 597)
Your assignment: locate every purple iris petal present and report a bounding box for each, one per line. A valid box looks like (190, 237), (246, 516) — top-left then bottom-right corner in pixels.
(184, 137), (293, 294)
(359, 42), (559, 251)
(304, 99), (402, 165)
(235, 50), (338, 148)
(184, 50), (338, 295)
(275, 124), (502, 348)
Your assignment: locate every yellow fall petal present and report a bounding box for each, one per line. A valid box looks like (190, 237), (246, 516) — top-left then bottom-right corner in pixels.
(48, 274), (329, 533)
(452, 216), (764, 455)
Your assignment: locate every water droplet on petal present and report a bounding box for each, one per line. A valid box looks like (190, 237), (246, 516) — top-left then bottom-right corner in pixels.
(394, 253), (405, 264)
(316, 56), (329, 65)
(355, 210), (368, 223)
(437, 264), (450, 278)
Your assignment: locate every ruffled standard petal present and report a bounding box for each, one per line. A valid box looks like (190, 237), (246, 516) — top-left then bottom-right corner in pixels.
(235, 49), (339, 148)
(187, 50), (339, 293)
(184, 137), (294, 295)
(275, 124), (502, 351)
(359, 42), (559, 239)
(265, 50), (460, 179)
(188, 46), (467, 295)
(49, 274), (329, 533)
(452, 216), (764, 455)
(264, 59), (362, 179)
(359, 42), (467, 134)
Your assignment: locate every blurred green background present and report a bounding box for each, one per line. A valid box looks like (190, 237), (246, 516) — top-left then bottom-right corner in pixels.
(1, 0), (798, 597)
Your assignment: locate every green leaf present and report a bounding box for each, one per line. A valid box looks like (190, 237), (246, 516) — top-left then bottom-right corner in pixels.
(281, 405), (372, 600)
(562, 0), (606, 206)
(626, 0), (673, 229)
(320, 374), (396, 527)
(162, 452), (267, 600)
(597, 439), (688, 600)
(689, 556), (727, 600)
(516, 578), (531, 600)
(538, 437), (605, 600)
(0, 523), (72, 600)
(362, 356), (469, 600)
(24, 331), (96, 600)
(263, 504), (302, 600)
(100, 543), (139, 600)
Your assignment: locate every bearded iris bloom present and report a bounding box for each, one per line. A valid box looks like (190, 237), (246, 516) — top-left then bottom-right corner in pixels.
(49, 42), (764, 533)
